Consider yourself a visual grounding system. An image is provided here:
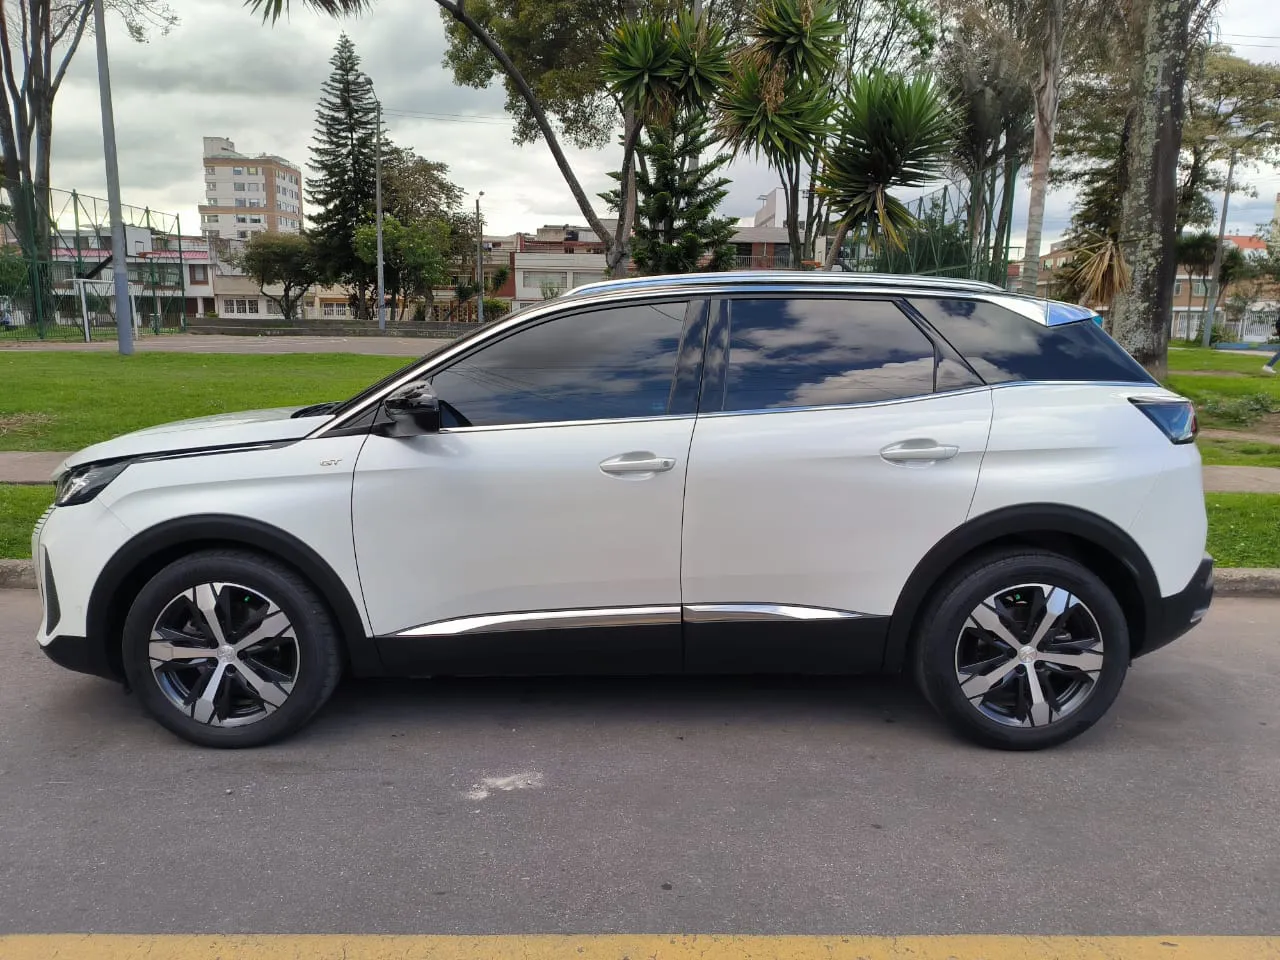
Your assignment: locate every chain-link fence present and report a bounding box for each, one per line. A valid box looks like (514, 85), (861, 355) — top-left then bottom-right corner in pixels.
(831, 183), (1018, 288)
(0, 181), (190, 341)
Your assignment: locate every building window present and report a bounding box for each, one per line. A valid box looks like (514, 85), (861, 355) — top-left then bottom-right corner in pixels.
(232, 166), (243, 175)
(233, 182), (246, 191)
(189, 264), (209, 283)
(321, 301), (348, 317)
(200, 214), (219, 224)
(205, 166), (214, 175)
(248, 183), (259, 192)
(249, 215), (262, 224)
(265, 300), (282, 315)
(235, 199), (247, 208)
(235, 215), (248, 223)
(237, 230), (249, 239)
(1192, 280), (1208, 296)
(206, 181), (217, 192)
(523, 270), (569, 291)
(247, 166), (259, 175)
(1174, 281), (1183, 296)
(248, 199), (262, 208)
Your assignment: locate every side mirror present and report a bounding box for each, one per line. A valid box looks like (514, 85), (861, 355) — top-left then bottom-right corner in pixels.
(380, 383), (441, 436)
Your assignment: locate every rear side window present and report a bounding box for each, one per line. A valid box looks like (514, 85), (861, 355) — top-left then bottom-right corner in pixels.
(910, 298), (1153, 385)
(720, 298), (938, 411)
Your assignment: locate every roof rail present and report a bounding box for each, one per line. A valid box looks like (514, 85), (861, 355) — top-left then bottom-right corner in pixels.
(563, 270), (1005, 299)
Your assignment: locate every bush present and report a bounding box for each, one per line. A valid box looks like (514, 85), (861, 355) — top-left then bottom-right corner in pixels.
(482, 297), (511, 319)
(1200, 392), (1280, 425)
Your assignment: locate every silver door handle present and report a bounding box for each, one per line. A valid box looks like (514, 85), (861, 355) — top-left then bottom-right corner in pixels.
(599, 453), (676, 475)
(880, 440), (960, 463)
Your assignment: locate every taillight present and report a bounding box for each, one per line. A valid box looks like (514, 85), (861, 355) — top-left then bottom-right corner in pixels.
(1130, 397), (1198, 444)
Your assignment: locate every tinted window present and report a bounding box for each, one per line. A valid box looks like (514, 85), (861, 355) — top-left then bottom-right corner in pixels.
(427, 300), (687, 427)
(911, 298), (1153, 385)
(721, 298), (937, 411)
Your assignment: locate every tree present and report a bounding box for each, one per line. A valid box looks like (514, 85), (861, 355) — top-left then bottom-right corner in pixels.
(718, 0), (842, 267)
(1177, 47), (1280, 233)
(604, 109), (738, 274)
(938, 1), (1034, 279)
(354, 215), (451, 322)
(1174, 228), (1217, 314)
(234, 232), (319, 321)
(819, 72), (954, 265)
(0, 1), (176, 259)
(1109, 0), (1221, 376)
(381, 145), (464, 224)
(308, 34), (379, 317)
(1013, 0), (1119, 296)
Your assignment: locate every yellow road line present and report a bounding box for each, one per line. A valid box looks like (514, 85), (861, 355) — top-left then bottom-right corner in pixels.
(1, 936), (1278, 960)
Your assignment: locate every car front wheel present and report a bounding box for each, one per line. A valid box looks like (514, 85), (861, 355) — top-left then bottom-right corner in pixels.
(913, 550), (1130, 750)
(122, 549), (343, 748)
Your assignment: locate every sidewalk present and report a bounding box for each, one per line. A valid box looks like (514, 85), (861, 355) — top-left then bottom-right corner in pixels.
(4, 451), (1280, 492)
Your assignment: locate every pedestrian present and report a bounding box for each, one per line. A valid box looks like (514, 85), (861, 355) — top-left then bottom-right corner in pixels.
(1264, 317), (1280, 375)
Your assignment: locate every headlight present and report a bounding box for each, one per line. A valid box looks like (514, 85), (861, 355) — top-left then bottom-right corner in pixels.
(55, 460), (131, 507)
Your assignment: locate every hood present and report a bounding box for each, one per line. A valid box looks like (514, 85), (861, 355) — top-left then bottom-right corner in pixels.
(56, 407), (333, 478)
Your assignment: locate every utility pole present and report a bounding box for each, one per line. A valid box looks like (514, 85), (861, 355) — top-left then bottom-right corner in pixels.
(1201, 121), (1273, 348)
(375, 99), (386, 331)
(476, 192), (485, 324)
(92, 0), (133, 355)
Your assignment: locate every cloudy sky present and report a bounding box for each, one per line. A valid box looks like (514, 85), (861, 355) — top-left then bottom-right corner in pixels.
(50, 0), (1280, 247)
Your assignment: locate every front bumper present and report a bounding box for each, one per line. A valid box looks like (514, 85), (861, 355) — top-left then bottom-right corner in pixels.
(40, 633), (120, 680)
(1137, 555), (1214, 658)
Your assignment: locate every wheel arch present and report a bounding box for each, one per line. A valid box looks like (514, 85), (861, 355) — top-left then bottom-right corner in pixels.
(883, 503), (1161, 672)
(87, 514), (378, 680)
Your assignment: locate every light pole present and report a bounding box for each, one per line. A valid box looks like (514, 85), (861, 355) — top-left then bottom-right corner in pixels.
(1201, 121), (1274, 348)
(475, 192), (485, 324)
(92, 0), (133, 355)
(375, 99), (386, 331)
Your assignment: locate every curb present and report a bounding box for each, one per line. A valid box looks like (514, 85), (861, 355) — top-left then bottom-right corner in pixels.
(3, 559), (1280, 597)
(0, 559), (36, 589)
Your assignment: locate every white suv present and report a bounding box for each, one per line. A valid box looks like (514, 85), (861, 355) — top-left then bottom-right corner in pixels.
(33, 273), (1212, 750)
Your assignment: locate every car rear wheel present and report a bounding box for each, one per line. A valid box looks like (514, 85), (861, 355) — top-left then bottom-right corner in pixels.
(122, 549), (343, 748)
(913, 550), (1130, 750)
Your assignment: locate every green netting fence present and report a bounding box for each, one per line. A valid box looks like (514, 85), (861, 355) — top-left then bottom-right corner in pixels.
(0, 180), (189, 341)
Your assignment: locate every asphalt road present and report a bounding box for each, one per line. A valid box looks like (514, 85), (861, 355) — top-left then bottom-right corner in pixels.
(1, 589), (1277, 936)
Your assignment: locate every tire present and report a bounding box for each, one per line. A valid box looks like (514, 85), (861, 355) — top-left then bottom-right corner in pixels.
(122, 549), (343, 748)
(913, 549), (1130, 750)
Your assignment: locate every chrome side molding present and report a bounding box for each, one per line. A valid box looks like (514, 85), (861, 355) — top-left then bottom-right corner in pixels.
(396, 605), (681, 637)
(682, 603), (866, 623)
(395, 602), (866, 637)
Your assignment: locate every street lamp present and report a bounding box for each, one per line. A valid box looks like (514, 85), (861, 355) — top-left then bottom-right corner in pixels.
(475, 191), (485, 324)
(375, 99), (386, 332)
(1200, 120), (1275, 348)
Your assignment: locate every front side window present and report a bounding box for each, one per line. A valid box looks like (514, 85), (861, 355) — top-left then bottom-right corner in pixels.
(720, 298), (937, 412)
(427, 300), (688, 428)
(910, 298), (1153, 385)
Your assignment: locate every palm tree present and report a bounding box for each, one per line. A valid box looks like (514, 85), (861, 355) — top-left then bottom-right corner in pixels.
(717, 0), (842, 267)
(818, 72), (954, 266)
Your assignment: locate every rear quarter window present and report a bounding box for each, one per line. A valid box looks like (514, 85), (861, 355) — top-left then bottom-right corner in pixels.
(910, 298), (1153, 385)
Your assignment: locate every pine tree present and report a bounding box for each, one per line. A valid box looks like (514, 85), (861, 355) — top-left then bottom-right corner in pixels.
(308, 34), (380, 317)
(610, 111), (738, 276)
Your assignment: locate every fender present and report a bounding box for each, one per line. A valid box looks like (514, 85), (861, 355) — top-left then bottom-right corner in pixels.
(882, 503), (1161, 672)
(87, 514), (381, 679)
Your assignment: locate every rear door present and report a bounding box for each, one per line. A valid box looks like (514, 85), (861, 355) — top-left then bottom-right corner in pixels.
(680, 294), (993, 672)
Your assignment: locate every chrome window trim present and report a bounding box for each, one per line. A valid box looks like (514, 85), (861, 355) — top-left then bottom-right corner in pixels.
(683, 603), (868, 623)
(395, 605), (680, 637)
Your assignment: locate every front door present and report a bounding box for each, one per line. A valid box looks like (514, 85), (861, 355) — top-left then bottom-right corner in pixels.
(681, 295), (993, 672)
(352, 297), (704, 675)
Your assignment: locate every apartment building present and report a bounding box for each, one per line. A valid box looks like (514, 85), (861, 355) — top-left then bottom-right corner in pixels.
(198, 137), (303, 241)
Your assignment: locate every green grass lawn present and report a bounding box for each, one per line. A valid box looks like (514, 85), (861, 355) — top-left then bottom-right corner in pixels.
(1198, 438), (1280, 468)
(1167, 346), (1279, 374)
(0, 353), (406, 452)
(3, 482), (1277, 568)
(1206, 493), (1280, 568)
(0, 484), (52, 559)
